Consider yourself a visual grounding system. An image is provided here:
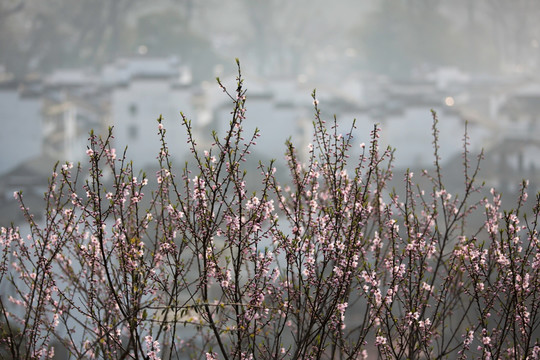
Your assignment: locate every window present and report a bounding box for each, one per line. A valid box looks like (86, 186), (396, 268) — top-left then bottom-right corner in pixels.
(128, 124), (138, 139)
(129, 103), (138, 116)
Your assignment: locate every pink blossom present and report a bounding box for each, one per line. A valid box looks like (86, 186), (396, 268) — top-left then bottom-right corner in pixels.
(375, 335), (387, 346)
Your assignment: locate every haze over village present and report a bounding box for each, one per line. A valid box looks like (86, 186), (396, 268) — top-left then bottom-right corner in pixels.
(4, 3), (540, 359)
(2, 0), (540, 224)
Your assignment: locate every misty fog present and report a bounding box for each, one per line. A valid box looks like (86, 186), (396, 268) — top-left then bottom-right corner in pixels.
(2, 0), (540, 224)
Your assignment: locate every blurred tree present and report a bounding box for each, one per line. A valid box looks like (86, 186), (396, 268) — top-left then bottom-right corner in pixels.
(484, 0), (540, 72)
(354, 0), (540, 77)
(132, 10), (223, 80)
(354, 1), (469, 77)
(0, 2), (23, 75)
(0, 0), (221, 80)
(237, 0), (349, 77)
(0, 1), (24, 20)
(0, 0), (138, 76)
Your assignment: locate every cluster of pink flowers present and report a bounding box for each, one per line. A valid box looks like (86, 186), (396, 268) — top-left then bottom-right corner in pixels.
(2, 62), (540, 359)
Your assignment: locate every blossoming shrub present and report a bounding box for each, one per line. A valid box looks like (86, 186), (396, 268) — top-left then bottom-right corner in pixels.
(2, 62), (540, 359)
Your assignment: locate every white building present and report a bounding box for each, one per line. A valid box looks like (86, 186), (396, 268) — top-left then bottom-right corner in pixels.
(0, 80), (43, 176)
(212, 76), (312, 165)
(40, 68), (109, 166)
(107, 57), (197, 169)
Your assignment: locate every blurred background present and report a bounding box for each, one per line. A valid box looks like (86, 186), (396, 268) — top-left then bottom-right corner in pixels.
(2, 0), (540, 223)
